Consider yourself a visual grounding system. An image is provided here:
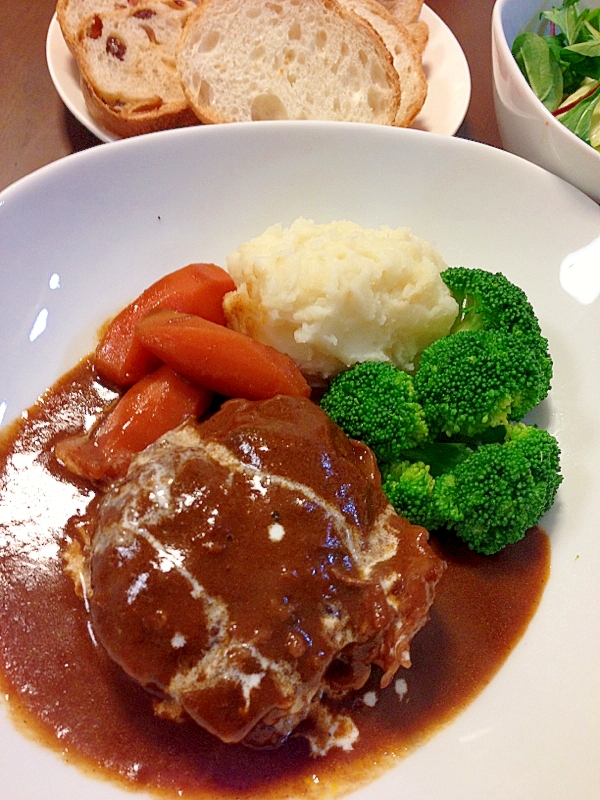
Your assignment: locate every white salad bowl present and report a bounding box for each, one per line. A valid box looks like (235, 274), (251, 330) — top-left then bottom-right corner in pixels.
(492, 0), (600, 203)
(0, 122), (600, 800)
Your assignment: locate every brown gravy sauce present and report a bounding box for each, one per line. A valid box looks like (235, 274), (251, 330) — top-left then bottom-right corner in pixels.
(0, 359), (550, 799)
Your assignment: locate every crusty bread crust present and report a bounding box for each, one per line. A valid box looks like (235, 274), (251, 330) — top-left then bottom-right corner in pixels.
(80, 75), (198, 137)
(406, 19), (428, 55)
(338, 0), (426, 126)
(177, 0), (401, 125)
(74, 1), (198, 137)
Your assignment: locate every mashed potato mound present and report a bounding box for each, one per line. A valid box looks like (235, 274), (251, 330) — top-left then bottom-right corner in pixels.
(224, 218), (459, 381)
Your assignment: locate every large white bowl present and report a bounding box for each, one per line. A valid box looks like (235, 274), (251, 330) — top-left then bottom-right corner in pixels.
(492, 0), (600, 203)
(1, 123), (600, 800)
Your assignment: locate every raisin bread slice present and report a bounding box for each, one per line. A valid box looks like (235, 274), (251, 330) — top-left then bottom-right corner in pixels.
(75, 1), (198, 137)
(338, 0), (426, 126)
(176, 0), (401, 125)
(57, 0), (145, 53)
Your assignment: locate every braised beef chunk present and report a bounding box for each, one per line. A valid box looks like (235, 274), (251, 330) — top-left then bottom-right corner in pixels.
(89, 396), (444, 747)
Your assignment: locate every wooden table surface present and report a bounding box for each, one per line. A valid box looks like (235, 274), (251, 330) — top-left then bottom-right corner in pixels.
(0, 0), (501, 194)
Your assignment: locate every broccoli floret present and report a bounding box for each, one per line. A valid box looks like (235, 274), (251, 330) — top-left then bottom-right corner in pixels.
(431, 424), (562, 555)
(432, 442), (539, 554)
(442, 266), (553, 392)
(381, 442), (473, 528)
(381, 461), (439, 530)
(505, 423), (563, 515)
(442, 267), (544, 339)
(320, 361), (429, 461)
(382, 425), (562, 555)
(413, 330), (551, 438)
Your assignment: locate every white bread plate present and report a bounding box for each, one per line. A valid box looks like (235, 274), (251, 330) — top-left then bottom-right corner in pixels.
(46, 4), (471, 142)
(0, 121), (599, 800)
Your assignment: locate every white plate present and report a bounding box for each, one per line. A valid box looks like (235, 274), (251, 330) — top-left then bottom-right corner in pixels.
(45, 5), (471, 143)
(0, 123), (599, 799)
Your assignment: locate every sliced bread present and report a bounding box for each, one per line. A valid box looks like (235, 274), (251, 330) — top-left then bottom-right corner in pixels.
(338, 0), (426, 126)
(57, 0), (144, 53)
(381, 0), (428, 53)
(75, 1), (198, 136)
(378, 0), (423, 25)
(176, 0), (401, 125)
(406, 20), (428, 55)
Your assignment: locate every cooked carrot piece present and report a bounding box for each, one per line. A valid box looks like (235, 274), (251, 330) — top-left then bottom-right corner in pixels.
(95, 263), (235, 386)
(136, 309), (311, 401)
(54, 436), (107, 483)
(55, 365), (212, 481)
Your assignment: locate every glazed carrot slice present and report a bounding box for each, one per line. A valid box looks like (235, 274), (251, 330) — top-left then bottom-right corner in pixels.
(55, 365), (212, 481)
(136, 309), (311, 401)
(95, 263), (235, 386)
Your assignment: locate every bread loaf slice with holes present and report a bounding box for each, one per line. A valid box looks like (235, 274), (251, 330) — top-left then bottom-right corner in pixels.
(338, 0), (426, 126)
(176, 0), (401, 125)
(74, 0), (198, 137)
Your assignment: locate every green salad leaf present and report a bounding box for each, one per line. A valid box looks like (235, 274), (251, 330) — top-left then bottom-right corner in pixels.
(513, 32), (563, 109)
(557, 83), (600, 142)
(565, 40), (600, 56)
(544, 1), (584, 45)
(560, 49), (600, 82)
